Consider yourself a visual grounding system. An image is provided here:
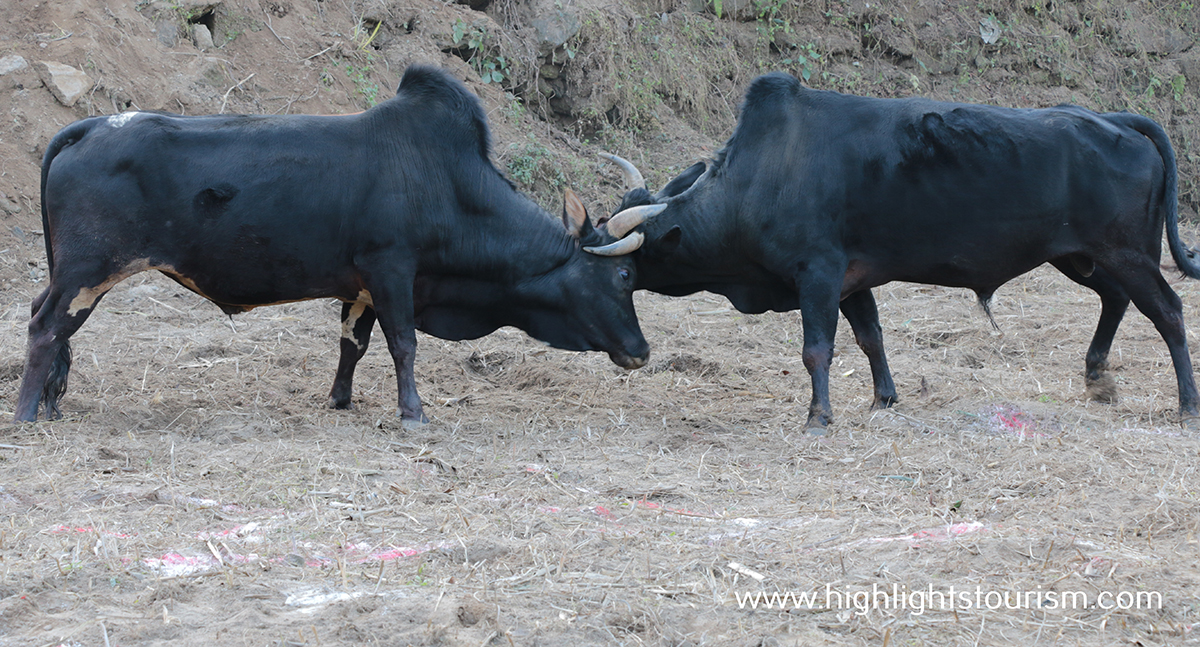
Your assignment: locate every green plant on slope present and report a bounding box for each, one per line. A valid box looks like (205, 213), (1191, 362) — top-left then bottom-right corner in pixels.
(452, 18), (508, 84)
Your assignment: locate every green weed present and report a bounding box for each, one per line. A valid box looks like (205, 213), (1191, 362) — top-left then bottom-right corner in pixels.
(781, 42), (822, 82)
(452, 19), (508, 84)
(1171, 74), (1186, 102)
(345, 53), (380, 107)
(506, 137), (567, 191)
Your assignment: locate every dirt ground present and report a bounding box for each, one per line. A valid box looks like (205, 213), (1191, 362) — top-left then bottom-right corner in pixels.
(3, 0), (1200, 645)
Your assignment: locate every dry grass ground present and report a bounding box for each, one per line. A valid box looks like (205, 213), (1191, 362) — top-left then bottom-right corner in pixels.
(2, 251), (1199, 645)
(3, 0), (1199, 644)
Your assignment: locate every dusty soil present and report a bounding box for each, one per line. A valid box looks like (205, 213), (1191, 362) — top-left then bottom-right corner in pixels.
(3, 0), (1200, 645)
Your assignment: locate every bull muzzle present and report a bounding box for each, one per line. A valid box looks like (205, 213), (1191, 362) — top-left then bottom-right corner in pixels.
(610, 349), (649, 370)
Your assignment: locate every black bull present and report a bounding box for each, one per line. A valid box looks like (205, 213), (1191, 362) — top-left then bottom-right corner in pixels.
(603, 72), (1200, 430)
(15, 65), (654, 423)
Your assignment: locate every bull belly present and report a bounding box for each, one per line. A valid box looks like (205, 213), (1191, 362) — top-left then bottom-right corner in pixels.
(149, 261), (356, 312)
(844, 253), (1059, 295)
(165, 270), (355, 310)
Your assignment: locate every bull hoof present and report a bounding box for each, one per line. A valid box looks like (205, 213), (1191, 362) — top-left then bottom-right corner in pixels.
(401, 417), (428, 431)
(805, 411), (832, 435)
(398, 409), (430, 430)
(1085, 373), (1117, 403)
(1180, 414), (1200, 435)
(329, 398), (354, 410)
(871, 394), (898, 410)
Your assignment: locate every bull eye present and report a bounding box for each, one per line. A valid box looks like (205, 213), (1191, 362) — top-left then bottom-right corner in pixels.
(618, 268), (631, 281)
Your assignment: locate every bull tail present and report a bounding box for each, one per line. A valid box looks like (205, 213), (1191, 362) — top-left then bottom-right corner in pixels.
(34, 119), (93, 418)
(1107, 113), (1199, 279)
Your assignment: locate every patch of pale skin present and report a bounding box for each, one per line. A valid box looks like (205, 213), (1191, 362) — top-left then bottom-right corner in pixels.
(67, 258), (153, 316)
(106, 111), (142, 128)
(341, 301), (369, 351)
(339, 290), (373, 350)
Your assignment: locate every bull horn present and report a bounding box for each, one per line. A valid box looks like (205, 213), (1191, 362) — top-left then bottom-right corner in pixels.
(584, 231), (644, 256)
(605, 203), (667, 239)
(598, 152), (646, 190)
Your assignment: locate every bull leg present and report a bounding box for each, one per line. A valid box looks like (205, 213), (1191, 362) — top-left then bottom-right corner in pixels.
(1050, 259), (1130, 403)
(795, 258), (847, 432)
(1104, 261), (1199, 422)
(329, 301), (377, 410)
(14, 284), (103, 421)
(357, 263), (427, 426)
(839, 289), (897, 409)
(30, 286), (50, 317)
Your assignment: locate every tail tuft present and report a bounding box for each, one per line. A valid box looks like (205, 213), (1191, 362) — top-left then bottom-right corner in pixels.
(40, 341), (71, 420)
(976, 289), (999, 330)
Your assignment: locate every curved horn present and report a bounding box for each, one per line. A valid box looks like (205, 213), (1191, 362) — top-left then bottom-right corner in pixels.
(598, 152), (646, 190)
(605, 203), (667, 239)
(584, 231), (644, 256)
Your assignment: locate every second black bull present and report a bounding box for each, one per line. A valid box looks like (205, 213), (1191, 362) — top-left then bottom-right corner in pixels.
(602, 72), (1200, 431)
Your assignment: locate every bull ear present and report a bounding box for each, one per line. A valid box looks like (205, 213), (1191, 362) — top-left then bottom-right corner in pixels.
(657, 161), (707, 199)
(647, 226), (682, 260)
(562, 188), (592, 239)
